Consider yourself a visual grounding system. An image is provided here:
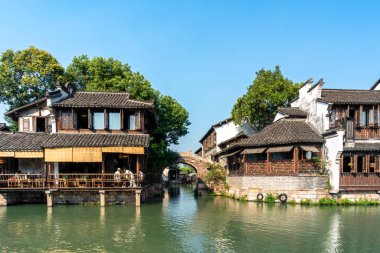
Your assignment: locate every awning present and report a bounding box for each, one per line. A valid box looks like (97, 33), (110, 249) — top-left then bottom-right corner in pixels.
(241, 148), (266, 154)
(219, 150), (241, 159)
(0, 151), (44, 158)
(300, 146), (320, 152)
(267, 146), (293, 153)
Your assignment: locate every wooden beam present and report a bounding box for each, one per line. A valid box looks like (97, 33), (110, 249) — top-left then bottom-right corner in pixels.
(14, 151), (44, 158)
(293, 147), (299, 174)
(0, 151), (15, 157)
(123, 147), (145, 155)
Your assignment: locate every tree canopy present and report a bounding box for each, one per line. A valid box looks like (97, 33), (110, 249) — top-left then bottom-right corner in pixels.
(65, 55), (190, 180)
(0, 46), (64, 110)
(0, 48), (190, 181)
(231, 66), (301, 130)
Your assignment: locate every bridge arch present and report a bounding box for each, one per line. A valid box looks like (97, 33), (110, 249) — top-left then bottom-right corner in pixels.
(174, 152), (211, 180)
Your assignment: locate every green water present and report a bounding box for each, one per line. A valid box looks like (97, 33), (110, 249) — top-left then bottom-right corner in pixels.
(0, 185), (379, 253)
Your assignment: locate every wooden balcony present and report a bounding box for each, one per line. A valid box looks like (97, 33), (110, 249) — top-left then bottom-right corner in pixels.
(340, 173), (380, 191)
(0, 173), (143, 190)
(229, 160), (319, 176)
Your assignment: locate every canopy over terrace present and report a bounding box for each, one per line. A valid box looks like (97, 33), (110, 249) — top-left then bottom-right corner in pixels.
(42, 133), (149, 174)
(0, 133), (50, 178)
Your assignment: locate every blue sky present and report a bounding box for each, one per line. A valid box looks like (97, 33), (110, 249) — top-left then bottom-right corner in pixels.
(0, 1), (380, 151)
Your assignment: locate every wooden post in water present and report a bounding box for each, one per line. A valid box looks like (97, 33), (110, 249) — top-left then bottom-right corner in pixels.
(135, 189), (141, 207)
(99, 190), (106, 207)
(46, 190), (54, 207)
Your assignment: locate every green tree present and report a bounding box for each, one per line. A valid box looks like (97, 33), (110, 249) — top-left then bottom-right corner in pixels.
(65, 55), (190, 180)
(0, 46), (64, 110)
(231, 66), (301, 130)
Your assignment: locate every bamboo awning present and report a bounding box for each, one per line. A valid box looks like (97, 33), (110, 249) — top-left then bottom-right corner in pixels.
(300, 146), (320, 152)
(0, 151), (44, 158)
(44, 146), (145, 162)
(266, 146), (293, 153)
(241, 148), (266, 154)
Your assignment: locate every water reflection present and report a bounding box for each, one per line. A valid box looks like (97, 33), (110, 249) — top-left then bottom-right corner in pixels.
(0, 188), (380, 252)
(324, 212), (342, 253)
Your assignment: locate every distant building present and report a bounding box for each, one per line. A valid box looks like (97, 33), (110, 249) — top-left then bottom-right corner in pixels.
(197, 118), (256, 166)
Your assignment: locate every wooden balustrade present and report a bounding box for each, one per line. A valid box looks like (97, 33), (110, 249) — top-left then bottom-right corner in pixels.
(245, 162), (266, 175)
(237, 160), (319, 176)
(0, 174), (45, 188)
(340, 173), (380, 190)
(0, 173), (143, 189)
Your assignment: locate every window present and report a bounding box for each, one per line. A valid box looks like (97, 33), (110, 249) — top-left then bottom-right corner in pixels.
(128, 114), (136, 130)
(357, 156), (364, 173)
(108, 111), (121, 130)
(77, 109), (89, 129)
(36, 118), (46, 132)
(272, 152), (292, 161)
(61, 110), (71, 129)
(342, 155), (352, 173)
(370, 155), (376, 173)
(362, 110), (367, 126)
(247, 154), (266, 162)
(369, 109), (374, 126)
(93, 111), (105, 130)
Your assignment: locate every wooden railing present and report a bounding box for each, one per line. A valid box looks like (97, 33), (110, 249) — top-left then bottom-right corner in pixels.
(245, 162), (266, 175)
(298, 160), (318, 174)
(0, 173), (143, 189)
(271, 161), (294, 175)
(0, 174), (45, 188)
(340, 173), (380, 190)
(229, 160), (319, 176)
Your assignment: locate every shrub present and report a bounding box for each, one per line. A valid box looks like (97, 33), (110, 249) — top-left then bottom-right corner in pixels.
(319, 197), (337, 206)
(337, 198), (352, 206)
(287, 199), (297, 205)
(204, 163), (228, 191)
(264, 193), (276, 203)
(300, 198), (313, 205)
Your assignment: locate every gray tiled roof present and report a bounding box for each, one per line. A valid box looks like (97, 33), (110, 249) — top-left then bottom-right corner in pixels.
(239, 118), (324, 147)
(53, 92), (154, 109)
(319, 89), (380, 105)
(344, 143), (380, 152)
(43, 133), (150, 148)
(0, 132), (150, 151)
(277, 107), (307, 117)
(0, 133), (51, 151)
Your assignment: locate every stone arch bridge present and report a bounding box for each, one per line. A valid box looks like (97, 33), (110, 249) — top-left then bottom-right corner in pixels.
(174, 152), (217, 180)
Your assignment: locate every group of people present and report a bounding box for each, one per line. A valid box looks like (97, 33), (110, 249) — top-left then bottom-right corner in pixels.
(114, 168), (144, 187)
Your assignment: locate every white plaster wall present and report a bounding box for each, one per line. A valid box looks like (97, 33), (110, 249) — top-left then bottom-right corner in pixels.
(291, 84), (329, 134)
(324, 131), (345, 193)
(214, 121), (255, 152)
(18, 159), (44, 174)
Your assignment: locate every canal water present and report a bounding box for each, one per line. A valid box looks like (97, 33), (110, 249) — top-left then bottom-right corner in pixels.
(0, 185), (379, 253)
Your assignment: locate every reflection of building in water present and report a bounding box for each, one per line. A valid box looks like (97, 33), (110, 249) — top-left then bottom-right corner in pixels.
(100, 207), (105, 226)
(324, 212), (341, 253)
(0, 207), (6, 221)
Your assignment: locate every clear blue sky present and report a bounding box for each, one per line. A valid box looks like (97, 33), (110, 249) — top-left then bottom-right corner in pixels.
(0, 0), (379, 151)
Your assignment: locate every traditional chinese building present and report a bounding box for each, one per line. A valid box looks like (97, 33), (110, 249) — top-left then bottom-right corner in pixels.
(0, 83), (155, 206)
(222, 78), (380, 201)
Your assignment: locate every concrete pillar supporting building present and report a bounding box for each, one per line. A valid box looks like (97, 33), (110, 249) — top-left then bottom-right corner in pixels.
(135, 189), (141, 207)
(46, 190), (54, 207)
(99, 190), (106, 207)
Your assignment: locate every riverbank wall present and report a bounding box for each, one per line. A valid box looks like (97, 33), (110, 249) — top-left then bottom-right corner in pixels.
(226, 175), (330, 202)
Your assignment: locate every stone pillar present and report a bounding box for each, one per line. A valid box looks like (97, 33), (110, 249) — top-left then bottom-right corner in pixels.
(99, 190), (106, 207)
(46, 190), (54, 207)
(135, 189), (141, 207)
